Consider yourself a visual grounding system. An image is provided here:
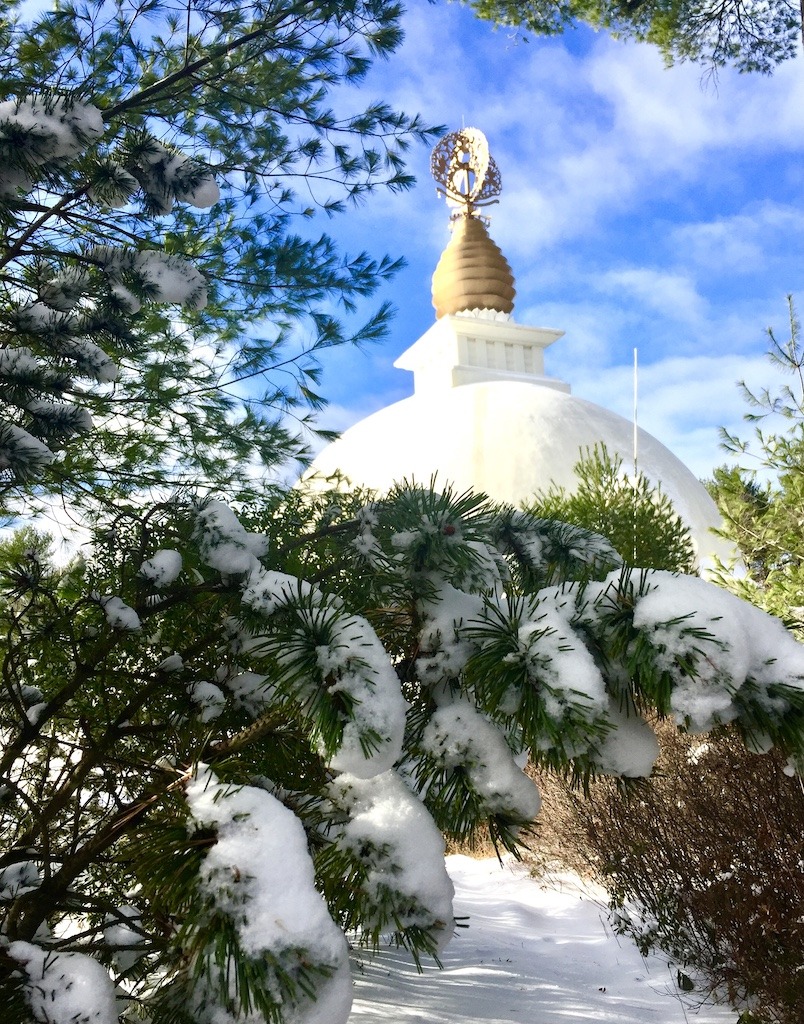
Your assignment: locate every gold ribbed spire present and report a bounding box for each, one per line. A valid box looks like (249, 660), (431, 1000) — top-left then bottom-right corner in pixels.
(430, 128), (515, 319)
(431, 215), (515, 318)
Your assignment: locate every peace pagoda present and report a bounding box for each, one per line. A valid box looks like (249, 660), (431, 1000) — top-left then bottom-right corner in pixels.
(306, 128), (731, 569)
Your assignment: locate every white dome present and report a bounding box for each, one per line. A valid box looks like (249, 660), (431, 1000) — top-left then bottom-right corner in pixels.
(308, 378), (730, 567)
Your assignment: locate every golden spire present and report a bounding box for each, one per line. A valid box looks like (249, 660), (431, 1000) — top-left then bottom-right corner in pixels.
(430, 128), (515, 319)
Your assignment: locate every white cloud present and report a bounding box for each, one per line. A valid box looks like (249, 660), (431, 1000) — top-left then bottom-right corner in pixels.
(587, 36), (804, 156)
(487, 36), (804, 256)
(518, 294), (637, 371)
(669, 202), (804, 275)
(597, 267), (708, 326)
(569, 352), (793, 478)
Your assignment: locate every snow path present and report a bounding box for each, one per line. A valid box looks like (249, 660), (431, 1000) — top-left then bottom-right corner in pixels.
(349, 855), (738, 1023)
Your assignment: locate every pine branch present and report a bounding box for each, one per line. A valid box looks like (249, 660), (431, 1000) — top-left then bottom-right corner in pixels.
(103, 21), (286, 121)
(203, 707), (291, 759)
(5, 769), (191, 943)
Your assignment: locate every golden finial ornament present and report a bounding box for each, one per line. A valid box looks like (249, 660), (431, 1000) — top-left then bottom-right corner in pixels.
(430, 127), (515, 318)
(430, 127), (502, 218)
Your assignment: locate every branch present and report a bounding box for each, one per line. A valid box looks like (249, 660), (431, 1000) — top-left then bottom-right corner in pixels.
(202, 707), (289, 759)
(5, 768), (191, 942)
(0, 188), (86, 272)
(103, 21), (283, 121)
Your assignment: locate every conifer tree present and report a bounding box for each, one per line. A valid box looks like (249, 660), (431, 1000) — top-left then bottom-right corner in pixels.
(462, 0), (803, 74)
(529, 443), (697, 574)
(0, 0), (437, 519)
(710, 296), (804, 640)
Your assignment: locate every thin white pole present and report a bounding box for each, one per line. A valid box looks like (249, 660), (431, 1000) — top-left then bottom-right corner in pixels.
(633, 347), (638, 481)
(633, 347), (638, 563)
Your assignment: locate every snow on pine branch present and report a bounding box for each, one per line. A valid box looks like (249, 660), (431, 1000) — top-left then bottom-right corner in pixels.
(238, 570), (408, 777)
(0, 95), (104, 195)
(0, 92), (220, 485)
(185, 766), (352, 1024)
(7, 941), (118, 1024)
(124, 135), (220, 215)
(195, 499), (407, 778)
(628, 569), (804, 738)
(138, 548), (183, 588)
(326, 769), (456, 956)
(7, 491), (801, 1024)
(339, 485), (804, 784)
(0, 97), (219, 213)
(419, 701), (542, 823)
(0, 422), (54, 475)
(193, 495), (804, 789)
(194, 499), (270, 577)
(91, 247), (209, 311)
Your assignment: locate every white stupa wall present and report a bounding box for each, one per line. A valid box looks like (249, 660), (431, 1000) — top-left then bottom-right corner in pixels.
(306, 124), (732, 571)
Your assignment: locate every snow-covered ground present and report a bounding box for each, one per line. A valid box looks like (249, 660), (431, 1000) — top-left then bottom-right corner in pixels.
(350, 855), (738, 1024)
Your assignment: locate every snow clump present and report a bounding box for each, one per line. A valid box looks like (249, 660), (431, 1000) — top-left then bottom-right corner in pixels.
(0, 424), (54, 474)
(103, 905), (144, 973)
(128, 137), (220, 214)
(39, 267), (90, 311)
(330, 770), (456, 953)
(8, 941), (118, 1024)
(631, 570), (804, 732)
(421, 701), (542, 821)
(135, 250), (208, 309)
(224, 669), (271, 716)
(91, 246), (209, 310)
(416, 581), (484, 684)
(513, 590), (608, 721)
(240, 567), (408, 778)
(0, 860), (41, 899)
(186, 766), (353, 1024)
(0, 346), (40, 381)
(158, 653), (184, 672)
(60, 338), (119, 384)
(139, 549), (182, 588)
(194, 499), (269, 577)
(186, 680), (225, 722)
(593, 699), (661, 777)
(99, 595), (141, 631)
(311, 613), (408, 778)
(0, 95), (104, 196)
(16, 304), (119, 382)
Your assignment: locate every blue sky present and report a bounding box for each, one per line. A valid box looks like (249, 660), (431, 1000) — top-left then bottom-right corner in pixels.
(310, 0), (804, 482)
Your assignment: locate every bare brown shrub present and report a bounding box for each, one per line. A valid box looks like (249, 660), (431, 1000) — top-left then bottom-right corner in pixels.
(527, 724), (804, 1023)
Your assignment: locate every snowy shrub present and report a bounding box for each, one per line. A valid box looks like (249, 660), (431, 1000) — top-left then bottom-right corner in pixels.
(524, 315), (804, 1023)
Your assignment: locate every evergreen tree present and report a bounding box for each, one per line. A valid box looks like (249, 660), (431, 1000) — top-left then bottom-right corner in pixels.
(0, 0), (437, 518)
(529, 443), (697, 573)
(710, 296), (804, 640)
(2, 483), (804, 1022)
(461, 0), (803, 74)
(3, 5), (804, 1023)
